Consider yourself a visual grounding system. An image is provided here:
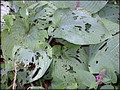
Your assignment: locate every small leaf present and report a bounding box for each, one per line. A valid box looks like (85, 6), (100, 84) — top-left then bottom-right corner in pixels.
(20, 8), (28, 18)
(3, 15), (15, 26)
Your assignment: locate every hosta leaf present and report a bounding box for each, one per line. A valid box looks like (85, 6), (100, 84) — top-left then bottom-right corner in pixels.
(79, 1), (107, 14)
(50, 8), (111, 45)
(100, 18), (119, 35)
(89, 34), (119, 83)
(98, 4), (119, 24)
(51, 40), (97, 89)
(52, 1), (107, 13)
(12, 45), (52, 83)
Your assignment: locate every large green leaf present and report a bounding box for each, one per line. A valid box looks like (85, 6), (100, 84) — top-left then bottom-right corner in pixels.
(50, 8), (111, 45)
(88, 34), (119, 83)
(98, 4), (119, 24)
(51, 40), (97, 89)
(12, 45), (52, 83)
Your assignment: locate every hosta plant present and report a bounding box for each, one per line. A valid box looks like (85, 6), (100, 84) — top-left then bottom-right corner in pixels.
(0, 0), (119, 89)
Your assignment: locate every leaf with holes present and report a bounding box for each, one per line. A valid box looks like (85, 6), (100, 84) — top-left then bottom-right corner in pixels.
(88, 34), (119, 83)
(12, 45), (52, 83)
(50, 8), (111, 45)
(51, 40), (97, 89)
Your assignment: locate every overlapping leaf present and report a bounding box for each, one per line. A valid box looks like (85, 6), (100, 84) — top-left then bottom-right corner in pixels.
(88, 34), (119, 83)
(98, 4), (119, 24)
(51, 40), (97, 89)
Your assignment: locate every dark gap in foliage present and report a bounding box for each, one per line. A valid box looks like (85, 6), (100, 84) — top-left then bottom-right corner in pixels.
(28, 63), (36, 71)
(43, 80), (51, 89)
(50, 38), (64, 47)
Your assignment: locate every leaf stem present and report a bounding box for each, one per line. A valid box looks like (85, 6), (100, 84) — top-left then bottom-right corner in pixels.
(12, 63), (17, 89)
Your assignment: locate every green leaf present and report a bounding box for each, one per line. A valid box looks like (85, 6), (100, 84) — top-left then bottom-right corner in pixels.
(51, 40), (97, 89)
(12, 45), (52, 83)
(100, 18), (119, 35)
(89, 34), (119, 83)
(51, 8), (111, 45)
(20, 8), (28, 19)
(3, 15), (15, 27)
(98, 3), (119, 24)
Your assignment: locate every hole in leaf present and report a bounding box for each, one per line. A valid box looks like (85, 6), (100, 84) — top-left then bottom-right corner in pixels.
(32, 67), (41, 79)
(67, 65), (76, 73)
(75, 26), (82, 31)
(32, 57), (34, 62)
(74, 57), (81, 63)
(28, 63), (35, 70)
(88, 65), (91, 67)
(112, 31), (120, 36)
(85, 23), (91, 33)
(73, 16), (78, 20)
(99, 42), (107, 50)
(76, 55), (79, 57)
(76, 49), (80, 53)
(63, 75), (66, 79)
(96, 61), (98, 64)
(105, 47), (108, 52)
